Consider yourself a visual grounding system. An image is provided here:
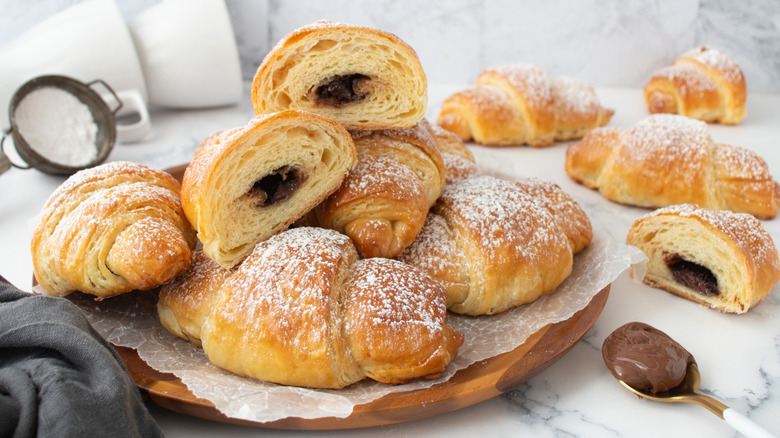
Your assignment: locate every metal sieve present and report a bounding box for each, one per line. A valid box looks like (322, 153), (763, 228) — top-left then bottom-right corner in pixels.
(1, 74), (121, 176)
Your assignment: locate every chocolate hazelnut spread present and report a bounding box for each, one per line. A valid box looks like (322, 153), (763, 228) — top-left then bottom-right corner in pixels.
(246, 166), (307, 207)
(315, 74), (370, 106)
(602, 322), (695, 395)
(665, 254), (719, 296)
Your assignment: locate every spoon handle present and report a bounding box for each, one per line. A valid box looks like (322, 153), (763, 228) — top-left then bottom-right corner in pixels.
(723, 408), (778, 438)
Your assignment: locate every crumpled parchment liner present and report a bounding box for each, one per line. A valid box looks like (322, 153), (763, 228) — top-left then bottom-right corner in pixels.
(56, 228), (644, 424)
(48, 152), (646, 423)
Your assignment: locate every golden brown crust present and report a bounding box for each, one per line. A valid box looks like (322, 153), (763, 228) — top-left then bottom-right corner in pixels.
(343, 258), (463, 384)
(397, 175), (592, 315)
(181, 110), (357, 268)
(644, 46), (746, 124)
(31, 161), (196, 298)
(251, 20), (427, 130)
(313, 121), (446, 258)
(426, 122), (480, 184)
(627, 204), (780, 313)
(437, 64), (613, 147)
(198, 227), (462, 389)
(157, 250), (233, 347)
(565, 114), (780, 218)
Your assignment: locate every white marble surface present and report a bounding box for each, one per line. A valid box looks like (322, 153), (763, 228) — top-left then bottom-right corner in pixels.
(1, 0), (780, 92)
(1, 84), (779, 437)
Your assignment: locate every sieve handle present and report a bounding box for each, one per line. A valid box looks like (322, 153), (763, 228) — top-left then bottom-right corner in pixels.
(0, 129), (31, 175)
(87, 79), (123, 114)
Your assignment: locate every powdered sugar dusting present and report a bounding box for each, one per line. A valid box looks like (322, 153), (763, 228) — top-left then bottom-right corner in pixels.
(338, 155), (423, 203)
(345, 258), (447, 337)
(489, 64), (554, 109)
(681, 46), (744, 84)
(655, 64), (718, 95)
(552, 76), (599, 117)
(623, 114), (711, 167)
(437, 176), (561, 266)
(217, 228), (355, 346)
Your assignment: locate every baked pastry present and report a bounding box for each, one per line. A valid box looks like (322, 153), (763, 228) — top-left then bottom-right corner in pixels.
(565, 114), (780, 219)
(157, 250), (232, 347)
(311, 121), (446, 258)
(428, 122), (480, 184)
(397, 175), (592, 315)
(31, 161), (196, 298)
(181, 110), (357, 268)
(437, 64), (613, 146)
(199, 227), (463, 389)
(626, 204), (780, 313)
(645, 46), (746, 124)
(251, 20), (427, 130)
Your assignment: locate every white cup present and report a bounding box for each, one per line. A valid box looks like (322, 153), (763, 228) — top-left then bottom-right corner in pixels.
(0, 0), (151, 135)
(128, 0), (243, 108)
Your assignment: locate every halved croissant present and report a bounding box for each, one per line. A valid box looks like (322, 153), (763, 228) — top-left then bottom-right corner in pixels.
(627, 204), (780, 313)
(161, 227), (463, 389)
(181, 110), (357, 269)
(251, 20), (427, 130)
(437, 64), (613, 146)
(565, 114), (780, 219)
(645, 46), (746, 124)
(31, 161), (196, 298)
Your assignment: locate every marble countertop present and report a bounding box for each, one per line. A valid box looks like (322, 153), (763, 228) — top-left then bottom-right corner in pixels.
(1, 84), (778, 437)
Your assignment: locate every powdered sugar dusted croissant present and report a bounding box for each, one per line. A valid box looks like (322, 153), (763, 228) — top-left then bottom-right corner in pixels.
(251, 20), (427, 130)
(311, 121), (445, 258)
(397, 175), (592, 315)
(627, 204), (780, 313)
(437, 64), (613, 147)
(181, 110), (357, 269)
(192, 227), (463, 389)
(645, 46), (746, 124)
(31, 161), (197, 298)
(565, 114), (780, 219)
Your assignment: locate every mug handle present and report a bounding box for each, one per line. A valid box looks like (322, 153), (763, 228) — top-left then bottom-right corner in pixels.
(112, 89), (151, 143)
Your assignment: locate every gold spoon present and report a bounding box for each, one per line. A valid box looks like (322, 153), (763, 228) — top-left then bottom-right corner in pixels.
(618, 362), (777, 438)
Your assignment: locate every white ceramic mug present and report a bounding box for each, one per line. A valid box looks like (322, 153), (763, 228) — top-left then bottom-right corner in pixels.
(0, 0), (151, 133)
(128, 0), (243, 108)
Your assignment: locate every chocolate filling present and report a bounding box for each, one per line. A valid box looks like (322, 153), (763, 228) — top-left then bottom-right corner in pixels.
(665, 254), (719, 297)
(315, 74), (370, 106)
(246, 166), (306, 207)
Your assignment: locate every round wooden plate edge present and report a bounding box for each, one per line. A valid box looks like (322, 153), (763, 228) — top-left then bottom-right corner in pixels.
(118, 286), (610, 430)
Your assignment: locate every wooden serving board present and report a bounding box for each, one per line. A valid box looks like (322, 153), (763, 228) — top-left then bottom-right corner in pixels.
(116, 286), (609, 430)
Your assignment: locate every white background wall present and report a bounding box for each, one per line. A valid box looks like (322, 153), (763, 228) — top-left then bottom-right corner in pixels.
(2, 0), (779, 92)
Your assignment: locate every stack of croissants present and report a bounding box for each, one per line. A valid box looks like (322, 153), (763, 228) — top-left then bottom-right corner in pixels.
(31, 21), (780, 390)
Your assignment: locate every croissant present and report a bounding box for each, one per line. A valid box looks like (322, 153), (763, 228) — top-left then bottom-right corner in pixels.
(437, 64), (614, 147)
(645, 46), (746, 124)
(311, 121), (446, 258)
(397, 175), (592, 315)
(428, 122), (480, 184)
(251, 20), (427, 130)
(188, 227), (463, 389)
(565, 114), (780, 219)
(627, 204), (780, 313)
(31, 161), (196, 298)
(181, 110), (357, 269)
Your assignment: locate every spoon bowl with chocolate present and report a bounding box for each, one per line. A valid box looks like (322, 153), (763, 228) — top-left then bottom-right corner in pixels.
(603, 322), (777, 438)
